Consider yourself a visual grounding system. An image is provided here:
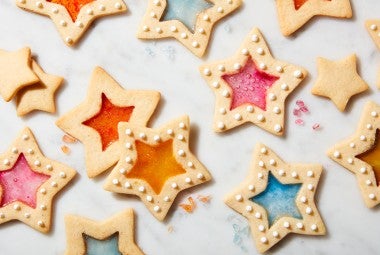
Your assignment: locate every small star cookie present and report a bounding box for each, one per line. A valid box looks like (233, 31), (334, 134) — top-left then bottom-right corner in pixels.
(137, 0), (242, 57)
(56, 67), (160, 178)
(328, 101), (380, 208)
(199, 27), (307, 135)
(16, 0), (127, 46)
(0, 127), (76, 233)
(276, 0), (352, 36)
(15, 60), (63, 116)
(64, 209), (144, 255)
(311, 54), (369, 111)
(104, 115), (211, 221)
(225, 143), (325, 253)
(0, 47), (39, 102)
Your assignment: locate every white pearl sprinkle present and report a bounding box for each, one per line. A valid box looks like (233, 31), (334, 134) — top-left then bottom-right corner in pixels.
(360, 167), (367, 174)
(13, 204), (21, 210)
(246, 105), (254, 113)
(283, 221), (290, 228)
(311, 224), (317, 231)
(138, 186), (145, 192)
(203, 14), (210, 21)
(259, 63), (267, 69)
(333, 151), (341, 158)
(245, 205), (253, 212)
(124, 182), (131, 188)
(125, 129), (132, 135)
(212, 81), (220, 88)
(198, 28), (205, 34)
(40, 188), (46, 194)
(241, 48), (249, 55)
(296, 222), (304, 229)
(34, 160), (41, 166)
(125, 156), (132, 163)
(76, 21), (83, 28)
(164, 196), (170, 202)
(0, 213), (4, 218)
(369, 193), (376, 200)
(222, 90), (230, 97)
(219, 108), (227, 114)
(150, 12), (156, 18)
(153, 206), (161, 212)
(293, 70), (303, 78)
(112, 179), (119, 185)
(177, 134), (184, 141)
(203, 68), (211, 76)
(251, 34), (259, 42)
(60, 20), (67, 26)
(268, 93), (276, 101)
(197, 173), (204, 179)
(22, 134), (29, 140)
(185, 177), (192, 183)
(218, 65), (225, 71)
(24, 213), (30, 218)
(12, 148), (18, 154)
(258, 173), (263, 179)
(217, 122), (225, 130)
(37, 221), (45, 227)
(256, 48), (264, 55)
(366, 180), (372, 186)
(307, 184), (314, 190)
(187, 161), (194, 168)
(258, 225), (265, 232)
(255, 212), (261, 219)
(260, 237), (267, 243)
(171, 183), (178, 189)
(46, 165), (53, 171)
(370, 24), (378, 31)
(278, 169), (285, 176)
(154, 135), (161, 142)
(273, 107), (280, 114)
(272, 231), (279, 237)
(40, 205), (46, 210)
(371, 111), (378, 117)
(248, 185), (255, 191)
(178, 150), (185, 156)
(281, 83), (289, 90)
(115, 2), (122, 9)
(307, 170), (314, 177)
(28, 149), (34, 154)
(181, 33), (187, 39)
(258, 161), (264, 167)
(306, 207), (312, 214)
(291, 171), (298, 178)
(125, 143), (132, 149)
(153, 0), (160, 5)
(192, 41), (199, 48)
(233, 63), (241, 70)
(167, 129), (174, 135)
(269, 159), (276, 166)
(367, 124), (373, 130)
(139, 133), (146, 139)
(235, 194), (243, 201)
(350, 143), (355, 148)
(360, 135), (366, 141)
(260, 147), (267, 154)
(300, 196), (307, 203)
(3, 159), (10, 166)
(347, 158), (353, 164)
(276, 66), (284, 72)
(234, 113), (242, 121)
(257, 114), (265, 121)
(274, 124), (282, 133)
(217, 7), (223, 13)
(87, 9), (93, 15)
(59, 172), (66, 178)
(142, 26), (149, 32)
(19, 0), (26, 3)
(170, 26), (177, 32)
(36, 1), (43, 8)
(146, 196), (153, 202)
(99, 4), (105, 11)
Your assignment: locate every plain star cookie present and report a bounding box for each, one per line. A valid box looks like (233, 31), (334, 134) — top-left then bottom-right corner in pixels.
(104, 115), (211, 221)
(56, 67), (160, 178)
(0, 128), (76, 233)
(225, 143), (325, 253)
(276, 0), (352, 36)
(15, 60), (63, 116)
(137, 0), (242, 57)
(199, 27), (307, 135)
(16, 0), (127, 46)
(328, 101), (380, 208)
(311, 54), (369, 111)
(64, 209), (144, 255)
(0, 47), (39, 102)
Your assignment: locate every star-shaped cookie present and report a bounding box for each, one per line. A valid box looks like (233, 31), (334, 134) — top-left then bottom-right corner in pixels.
(311, 54), (369, 111)
(16, 0), (127, 46)
(225, 143), (325, 253)
(56, 67), (160, 178)
(328, 101), (380, 208)
(15, 60), (63, 116)
(0, 127), (76, 233)
(137, 0), (242, 57)
(199, 28), (307, 135)
(276, 0), (352, 36)
(0, 47), (39, 102)
(104, 115), (211, 221)
(366, 20), (380, 52)
(64, 209), (144, 255)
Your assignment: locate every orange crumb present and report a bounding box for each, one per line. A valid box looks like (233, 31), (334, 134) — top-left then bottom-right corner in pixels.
(197, 195), (212, 203)
(179, 197), (196, 213)
(167, 226), (174, 233)
(62, 134), (77, 143)
(61, 145), (71, 155)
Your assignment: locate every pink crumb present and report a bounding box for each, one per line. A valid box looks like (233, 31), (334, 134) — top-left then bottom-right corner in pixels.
(312, 123), (321, 130)
(293, 108), (301, 117)
(296, 100), (305, 107)
(295, 119), (304, 126)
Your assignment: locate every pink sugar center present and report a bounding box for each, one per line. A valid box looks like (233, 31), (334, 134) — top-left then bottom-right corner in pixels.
(0, 154), (50, 208)
(222, 58), (279, 110)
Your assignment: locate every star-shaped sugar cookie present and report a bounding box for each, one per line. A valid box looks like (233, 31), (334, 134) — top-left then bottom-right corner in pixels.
(366, 20), (380, 52)
(64, 209), (144, 255)
(137, 0), (242, 57)
(56, 67), (160, 178)
(0, 127), (76, 233)
(328, 101), (380, 208)
(276, 0), (352, 36)
(0, 47), (39, 102)
(104, 115), (211, 221)
(199, 28), (307, 135)
(16, 0), (127, 46)
(311, 54), (369, 111)
(15, 60), (63, 116)
(225, 143), (325, 253)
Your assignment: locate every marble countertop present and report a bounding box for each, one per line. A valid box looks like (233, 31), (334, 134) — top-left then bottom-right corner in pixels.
(0, 0), (380, 254)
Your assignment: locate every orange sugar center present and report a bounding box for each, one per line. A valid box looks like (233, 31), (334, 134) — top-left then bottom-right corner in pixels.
(83, 94), (134, 151)
(357, 130), (380, 186)
(294, 0), (331, 10)
(47, 0), (95, 21)
(126, 140), (186, 194)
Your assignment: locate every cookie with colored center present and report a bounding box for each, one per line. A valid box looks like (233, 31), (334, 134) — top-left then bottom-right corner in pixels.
(104, 115), (211, 221)
(137, 0), (242, 57)
(199, 28), (307, 135)
(0, 47), (39, 102)
(0, 128), (76, 233)
(16, 0), (127, 46)
(328, 101), (380, 208)
(225, 143), (325, 253)
(275, 0), (352, 36)
(311, 54), (369, 112)
(64, 209), (144, 255)
(56, 67), (160, 178)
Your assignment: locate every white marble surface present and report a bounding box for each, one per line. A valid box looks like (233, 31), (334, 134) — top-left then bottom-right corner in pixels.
(0, 0), (380, 254)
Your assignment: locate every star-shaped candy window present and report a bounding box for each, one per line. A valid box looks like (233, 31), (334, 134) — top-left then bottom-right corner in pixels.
(224, 143), (325, 253)
(104, 115), (211, 221)
(56, 67), (160, 178)
(137, 0), (242, 57)
(328, 101), (380, 208)
(0, 154), (50, 208)
(200, 28), (307, 135)
(126, 140), (186, 194)
(84, 233), (122, 255)
(0, 128), (76, 233)
(250, 172), (302, 227)
(82, 93), (135, 151)
(64, 210), (144, 255)
(222, 58), (279, 111)
(160, 0), (214, 32)
(16, 0), (127, 46)
(275, 0), (352, 36)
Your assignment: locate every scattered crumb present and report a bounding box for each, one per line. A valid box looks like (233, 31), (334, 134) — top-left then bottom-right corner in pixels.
(167, 225), (174, 233)
(197, 195), (212, 203)
(312, 123), (321, 130)
(62, 134), (77, 143)
(61, 145), (71, 155)
(295, 119), (304, 126)
(179, 197), (196, 213)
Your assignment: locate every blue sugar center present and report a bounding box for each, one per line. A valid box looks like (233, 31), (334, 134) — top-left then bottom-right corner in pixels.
(250, 172), (302, 226)
(161, 0), (214, 32)
(84, 233), (122, 255)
